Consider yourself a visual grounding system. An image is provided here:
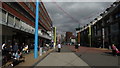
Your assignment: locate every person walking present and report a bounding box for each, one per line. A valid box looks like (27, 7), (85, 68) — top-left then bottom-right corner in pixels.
(75, 43), (79, 52)
(57, 43), (61, 52)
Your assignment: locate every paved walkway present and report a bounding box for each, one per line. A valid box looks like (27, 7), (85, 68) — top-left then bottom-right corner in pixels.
(36, 45), (89, 67)
(36, 53), (89, 66)
(35, 45), (119, 68)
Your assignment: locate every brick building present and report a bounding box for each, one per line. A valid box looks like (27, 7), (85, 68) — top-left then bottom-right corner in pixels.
(65, 32), (73, 44)
(0, 1), (53, 47)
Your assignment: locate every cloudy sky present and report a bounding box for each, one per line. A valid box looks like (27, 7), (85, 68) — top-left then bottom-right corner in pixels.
(43, 1), (115, 35)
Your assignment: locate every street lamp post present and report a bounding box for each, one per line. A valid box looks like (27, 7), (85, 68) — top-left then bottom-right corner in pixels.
(34, 0), (39, 59)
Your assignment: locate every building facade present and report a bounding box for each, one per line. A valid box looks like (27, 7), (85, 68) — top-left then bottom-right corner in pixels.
(76, 1), (120, 50)
(0, 1), (53, 48)
(65, 32), (73, 44)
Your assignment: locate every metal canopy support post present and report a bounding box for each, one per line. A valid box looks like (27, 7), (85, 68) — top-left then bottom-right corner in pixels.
(53, 27), (56, 49)
(34, 0), (39, 59)
(89, 25), (91, 47)
(102, 28), (105, 48)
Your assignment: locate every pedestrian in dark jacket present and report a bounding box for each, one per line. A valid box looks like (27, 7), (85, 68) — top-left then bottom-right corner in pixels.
(75, 44), (79, 52)
(13, 43), (18, 53)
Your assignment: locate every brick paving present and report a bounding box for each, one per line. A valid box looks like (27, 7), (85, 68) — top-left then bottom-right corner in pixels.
(69, 45), (112, 53)
(14, 49), (54, 67)
(68, 45), (119, 67)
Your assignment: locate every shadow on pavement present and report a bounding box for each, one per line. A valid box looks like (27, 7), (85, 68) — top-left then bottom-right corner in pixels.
(102, 52), (120, 56)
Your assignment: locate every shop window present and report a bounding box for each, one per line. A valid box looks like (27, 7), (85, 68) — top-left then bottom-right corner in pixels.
(94, 26), (97, 36)
(113, 12), (120, 19)
(25, 2), (30, 8)
(97, 30), (101, 36)
(97, 23), (101, 29)
(30, 6), (34, 12)
(21, 21), (25, 30)
(15, 18), (20, 28)
(32, 8), (35, 13)
(8, 13), (14, 25)
(2, 10), (6, 22)
(6, 2), (12, 6)
(19, 20), (22, 28)
(28, 3), (31, 8)
(110, 23), (119, 35)
(104, 27), (109, 37)
(115, 14), (118, 19)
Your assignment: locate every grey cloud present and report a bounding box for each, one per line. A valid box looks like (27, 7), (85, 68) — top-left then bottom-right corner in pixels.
(44, 2), (113, 34)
